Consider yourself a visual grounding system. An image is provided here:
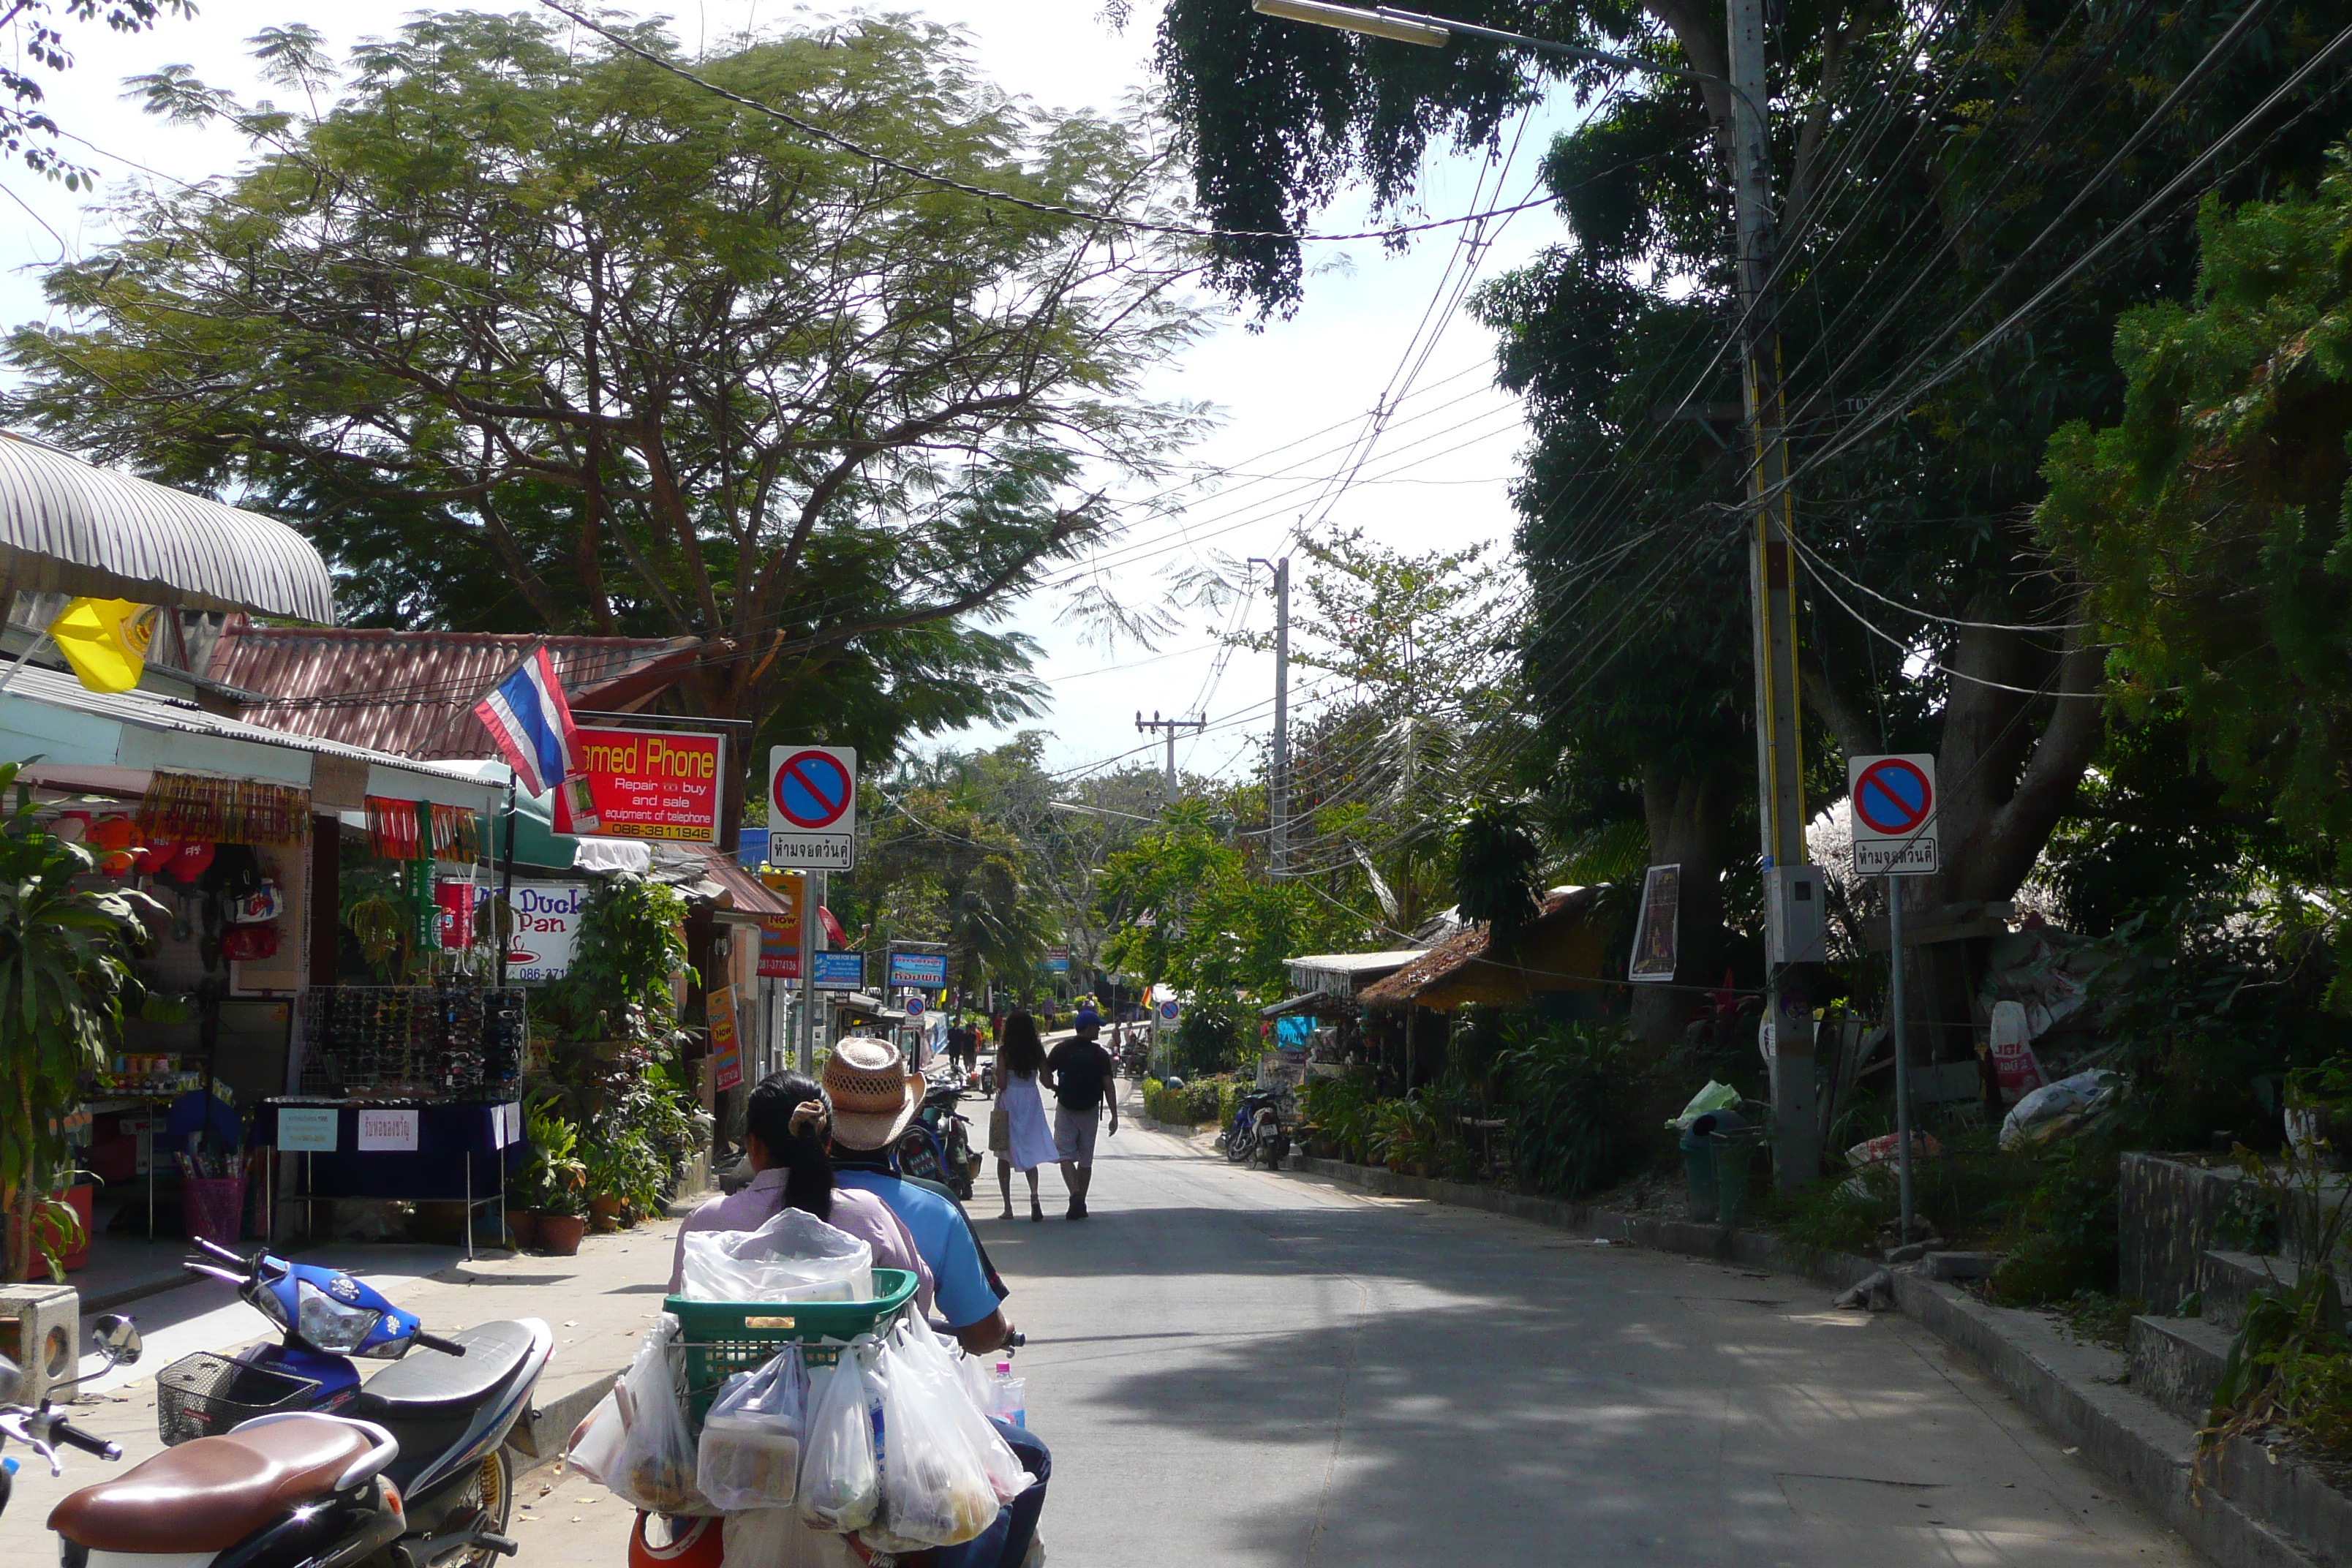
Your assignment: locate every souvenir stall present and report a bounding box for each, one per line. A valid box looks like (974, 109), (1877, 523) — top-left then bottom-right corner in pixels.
(263, 796), (527, 1257)
(0, 663), (505, 1274)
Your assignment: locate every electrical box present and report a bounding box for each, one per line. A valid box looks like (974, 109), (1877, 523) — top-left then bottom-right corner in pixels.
(1765, 865), (1828, 965)
(0, 1283), (78, 1405)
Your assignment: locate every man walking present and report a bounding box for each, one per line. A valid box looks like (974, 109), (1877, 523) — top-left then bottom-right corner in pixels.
(1044, 1017), (1118, 1219)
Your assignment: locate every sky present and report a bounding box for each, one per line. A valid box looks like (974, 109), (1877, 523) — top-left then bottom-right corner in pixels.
(0, 0), (1580, 783)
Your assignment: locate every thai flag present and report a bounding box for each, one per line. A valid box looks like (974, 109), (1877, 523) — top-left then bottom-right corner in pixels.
(472, 646), (581, 797)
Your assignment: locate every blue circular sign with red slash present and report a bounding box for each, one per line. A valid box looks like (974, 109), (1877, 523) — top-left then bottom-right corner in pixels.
(772, 749), (853, 829)
(1853, 757), (1933, 836)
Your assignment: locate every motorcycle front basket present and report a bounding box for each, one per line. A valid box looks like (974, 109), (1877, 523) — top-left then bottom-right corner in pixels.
(155, 1351), (319, 1446)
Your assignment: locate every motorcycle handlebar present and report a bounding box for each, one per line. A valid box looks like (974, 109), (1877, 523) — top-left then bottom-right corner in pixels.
(50, 1421), (121, 1461)
(412, 1331), (468, 1357)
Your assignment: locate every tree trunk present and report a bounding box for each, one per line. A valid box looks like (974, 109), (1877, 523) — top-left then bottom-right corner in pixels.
(1632, 766), (1737, 1050)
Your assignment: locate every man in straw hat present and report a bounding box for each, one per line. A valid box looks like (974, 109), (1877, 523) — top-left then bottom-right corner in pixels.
(822, 1036), (1017, 1354)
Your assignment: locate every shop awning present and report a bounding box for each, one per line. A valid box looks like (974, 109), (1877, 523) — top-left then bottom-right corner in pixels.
(0, 434), (335, 622)
(0, 663), (495, 811)
(1261, 990), (1334, 1019)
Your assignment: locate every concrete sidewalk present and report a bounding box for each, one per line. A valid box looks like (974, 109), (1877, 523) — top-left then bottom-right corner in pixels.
(0, 1220), (683, 1556)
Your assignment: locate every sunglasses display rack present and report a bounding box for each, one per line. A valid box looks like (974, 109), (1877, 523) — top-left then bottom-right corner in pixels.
(300, 982), (528, 1098)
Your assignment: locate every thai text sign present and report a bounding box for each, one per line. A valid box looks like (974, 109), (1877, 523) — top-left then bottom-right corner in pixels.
(888, 948), (949, 990)
(555, 727), (726, 843)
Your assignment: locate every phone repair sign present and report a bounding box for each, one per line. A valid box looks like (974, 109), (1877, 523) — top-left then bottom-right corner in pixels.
(767, 745), (858, 870)
(1848, 753), (1940, 877)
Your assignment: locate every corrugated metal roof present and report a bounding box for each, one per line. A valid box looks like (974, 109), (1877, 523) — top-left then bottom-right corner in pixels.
(1357, 888), (1602, 1009)
(699, 851), (794, 919)
(0, 434), (335, 622)
(0, 662), (498, 804)
(208, 623), (704, 759)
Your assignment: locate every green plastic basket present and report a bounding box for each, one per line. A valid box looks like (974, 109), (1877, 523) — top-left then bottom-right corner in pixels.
(666, 1268), (919, 1424)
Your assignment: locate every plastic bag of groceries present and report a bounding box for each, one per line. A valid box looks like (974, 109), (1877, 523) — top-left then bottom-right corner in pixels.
(897, 1324), (1030, 1502)
(859, 1331), (999, 1550)
(609, 1316), (715, 1515)
(794, 1343), (881, 1532)
(699, 1343), (807, 1511)
(563, 1388), (625, 1483)
(723, 1509), (862, 1567)
(680, 1208), (875, 1303)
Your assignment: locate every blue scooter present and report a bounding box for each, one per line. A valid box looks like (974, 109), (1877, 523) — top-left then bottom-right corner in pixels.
(151, 1235), (554, 1568)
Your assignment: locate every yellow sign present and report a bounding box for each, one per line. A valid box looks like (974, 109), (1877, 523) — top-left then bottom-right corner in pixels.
(48, 598), (162, 693)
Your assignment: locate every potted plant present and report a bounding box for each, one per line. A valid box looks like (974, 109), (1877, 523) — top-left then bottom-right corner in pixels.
(0, 763), (171, 1281)
(516, 1100), (587, 1252)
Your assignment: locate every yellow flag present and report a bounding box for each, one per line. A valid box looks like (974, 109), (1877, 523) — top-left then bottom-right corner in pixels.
(48, 598), (160, 693)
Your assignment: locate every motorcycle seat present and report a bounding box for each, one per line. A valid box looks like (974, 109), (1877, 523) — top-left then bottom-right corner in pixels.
(50, 1414), (373, 1552)
(353, 1319), (538, 1418)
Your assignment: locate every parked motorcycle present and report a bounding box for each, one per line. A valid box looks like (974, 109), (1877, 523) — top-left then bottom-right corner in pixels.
(151, 1235), (552, 1568)
(1224, 1088), (1292, 1169)
(0, 1316), (140, 1526)
(896, 1065), (981, 1199)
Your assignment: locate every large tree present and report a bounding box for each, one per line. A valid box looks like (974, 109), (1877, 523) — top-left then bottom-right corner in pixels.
(1159, 0), (2350, 1041)
(6, 11), (1210, 765)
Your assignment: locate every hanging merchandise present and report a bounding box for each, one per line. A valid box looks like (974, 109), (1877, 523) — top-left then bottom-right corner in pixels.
(219, 924), (280, 963)
(225, 880), (283, 925)
(137, 772), (309, 847)
(300, 984), (527, 1096)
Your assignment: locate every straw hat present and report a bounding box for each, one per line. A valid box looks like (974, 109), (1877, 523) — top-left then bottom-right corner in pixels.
(822, 1037), (922, 1149)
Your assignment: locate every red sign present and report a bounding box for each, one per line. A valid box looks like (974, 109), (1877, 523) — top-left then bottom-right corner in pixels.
(772, 749), (853, 828)
(759, 914), (800, 980)
(555, 728), (725, 843)
(435, 881), (476, 949)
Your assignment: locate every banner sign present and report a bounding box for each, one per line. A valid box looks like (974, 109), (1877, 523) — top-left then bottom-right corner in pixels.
(887, 948), (949, 990)
(759, 913), (801, 981)
(1047, 945), (1071, 975)
(1629, 864), (1681, 983)
(357, 1107), (419, 1152)
(813, 951), (864, 990)
(277, 1107), (338, 1153)
(554, 727), (726, 843)
(709, 984), (742, 1093)
(500, 882), (588, 982)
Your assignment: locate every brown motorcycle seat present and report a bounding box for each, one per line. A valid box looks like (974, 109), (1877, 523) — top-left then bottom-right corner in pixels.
(50, 1415), (375, 1552)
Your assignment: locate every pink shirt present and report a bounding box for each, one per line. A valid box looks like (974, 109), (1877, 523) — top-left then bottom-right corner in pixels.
(669, 1169), (936, 1317)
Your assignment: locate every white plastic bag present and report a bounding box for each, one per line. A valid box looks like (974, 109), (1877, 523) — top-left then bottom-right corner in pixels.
(897, 1326), (1030, 1503)
(609, 1315), (712, 1515)
(681, 1208), (875, 1303)
(563, 1388), (625, 1484)
(699, 1345), (807, 1511)
(794, 1344), (881, 1532)
(1999, 1068), (2121, 1150)
(870, 1330), (999, 1547)
(722, 1509), (862, 1568)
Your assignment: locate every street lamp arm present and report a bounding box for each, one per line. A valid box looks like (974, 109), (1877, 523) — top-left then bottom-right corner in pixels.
(1251, 0), (1768, 136)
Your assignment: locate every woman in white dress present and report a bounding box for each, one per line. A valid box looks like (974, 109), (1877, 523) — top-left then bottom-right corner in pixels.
(990, 1011), (1058, 1222)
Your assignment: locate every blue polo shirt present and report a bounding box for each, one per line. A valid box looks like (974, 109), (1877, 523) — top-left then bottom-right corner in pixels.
(835, 1168), (999, 1330)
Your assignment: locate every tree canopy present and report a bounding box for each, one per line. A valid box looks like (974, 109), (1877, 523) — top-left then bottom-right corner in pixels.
(6, 11), (1212, 764)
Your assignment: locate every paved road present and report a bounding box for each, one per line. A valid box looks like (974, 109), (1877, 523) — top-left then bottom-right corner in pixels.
(514, 1083), (2196, 1566)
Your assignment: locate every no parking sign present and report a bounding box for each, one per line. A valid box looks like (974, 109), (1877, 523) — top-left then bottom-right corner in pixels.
(1848, 753), (1939, 877)
(767, 745), (859, 869)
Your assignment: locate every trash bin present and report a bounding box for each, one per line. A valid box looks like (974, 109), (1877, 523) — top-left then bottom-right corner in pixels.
(1680, 1110), (1748, 1226)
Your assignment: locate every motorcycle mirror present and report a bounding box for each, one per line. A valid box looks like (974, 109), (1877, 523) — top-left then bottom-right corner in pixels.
(89, 1316), (141, 1369)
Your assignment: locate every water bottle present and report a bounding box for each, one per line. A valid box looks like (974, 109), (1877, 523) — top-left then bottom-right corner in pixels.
(992, 1360), (1026, 1429)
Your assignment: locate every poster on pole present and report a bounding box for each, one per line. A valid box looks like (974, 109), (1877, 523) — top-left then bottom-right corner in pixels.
(1847, 753), (1940, 877)
(813, 951), (864, 990)
(1629, 864), (1681, 982)
(767, 745), (859, 869)
(758, 872), (804, 979)
(708, 984), (742, 1093)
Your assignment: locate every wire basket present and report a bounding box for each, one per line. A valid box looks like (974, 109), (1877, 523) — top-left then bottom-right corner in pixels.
(155, 1351), (320, 1447)
(666, 1268), (919, 1426)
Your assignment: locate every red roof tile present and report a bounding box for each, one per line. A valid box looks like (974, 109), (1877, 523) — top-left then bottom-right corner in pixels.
(208, 619), (707, 761)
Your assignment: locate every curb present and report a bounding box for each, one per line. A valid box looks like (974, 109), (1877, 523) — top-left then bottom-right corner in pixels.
(1285, 1153), (2337, 1568)
(511, 1367), (614, 1477)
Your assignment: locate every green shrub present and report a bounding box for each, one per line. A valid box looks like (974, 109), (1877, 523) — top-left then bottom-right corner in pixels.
(1496, 1021), (1669, 1198)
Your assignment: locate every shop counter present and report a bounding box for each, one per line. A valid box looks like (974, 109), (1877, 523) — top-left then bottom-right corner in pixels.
(255, 1098), (524, 1259)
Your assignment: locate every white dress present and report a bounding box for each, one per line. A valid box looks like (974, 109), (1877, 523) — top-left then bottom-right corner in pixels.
(1002, 1071), (1058, 1172)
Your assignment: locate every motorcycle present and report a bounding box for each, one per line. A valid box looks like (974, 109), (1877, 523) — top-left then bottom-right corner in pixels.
(0, 1316), (140, 1524)
(147, 1235), (554, 1568)
(1223, 1088), (1292, 1169)
(896, 1064), (981, 1199)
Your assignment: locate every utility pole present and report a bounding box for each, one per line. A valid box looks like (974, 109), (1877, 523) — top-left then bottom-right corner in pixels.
(1727, 0), (1819, 1188)
(1248, 555), (1292, 874)
(1135, 710), (1206, 806)
(1246, 0), (1818, 1183)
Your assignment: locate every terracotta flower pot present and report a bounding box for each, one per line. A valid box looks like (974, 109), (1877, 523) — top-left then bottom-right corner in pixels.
(587, 1195), (623, 1234)
(538, 1213), (586, 1256)
(505, 1208), (538, 1250)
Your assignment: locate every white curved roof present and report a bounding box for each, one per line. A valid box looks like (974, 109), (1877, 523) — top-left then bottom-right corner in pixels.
(0, 434), (334, 622)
